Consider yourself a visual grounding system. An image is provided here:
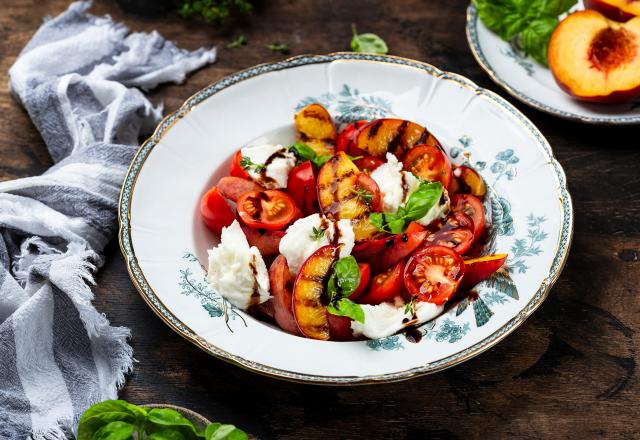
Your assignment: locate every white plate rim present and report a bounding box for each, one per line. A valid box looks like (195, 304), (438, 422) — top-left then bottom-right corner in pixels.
(118, 52), (574, 385)
(466, 4), (640, 126)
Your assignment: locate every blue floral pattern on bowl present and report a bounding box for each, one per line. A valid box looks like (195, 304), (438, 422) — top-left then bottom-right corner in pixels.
(180, 86), (549, 350)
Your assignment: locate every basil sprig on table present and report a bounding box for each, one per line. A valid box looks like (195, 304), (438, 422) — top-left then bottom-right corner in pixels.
(370, 181), (443, 234)
(77, 400), (247, 440)
(350, 24), (388, 55)
(326, 256), (365, 324)
(288, 142), (361, 168)
(473, 0), (577, 66)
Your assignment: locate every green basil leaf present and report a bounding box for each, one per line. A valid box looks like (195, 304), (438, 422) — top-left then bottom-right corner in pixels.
(205, 423), (248, 440)
(289, 142), (317, 161)
(473, 0), (576, 65)
(78, 400), (146, 440)
(326, 273), (339, 302)
(327, 298), (365, 324)
(90, 421), (134, 440)
(148, 430), (187, 440)
(403, 181), (443, 221)
(532, 0), (576, 17)
(333, 256), (360, 297)
(519, 17), (558, 66)
(147, 408), (202, 438)
(369, 212), (385, 231)
(313, 155), (332, 168)
(351, 24), (388, 54)
(386, 215), (406, 235)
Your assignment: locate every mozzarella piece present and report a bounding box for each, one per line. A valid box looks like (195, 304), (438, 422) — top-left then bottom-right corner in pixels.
(278, 214), (355, 275)
(351, 300), (444, 340)
(206, 220), (270, 309)
(416, 189), (450, 226)
(370, 153), (419, 213)
(240, 144), (296, 189)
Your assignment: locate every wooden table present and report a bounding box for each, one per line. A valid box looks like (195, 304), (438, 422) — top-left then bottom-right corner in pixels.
(2, 1), (639, 438)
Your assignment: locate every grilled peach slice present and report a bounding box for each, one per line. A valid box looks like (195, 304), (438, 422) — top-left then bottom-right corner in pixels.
(549, 11), (640, 103)
(317, 152), (380, 241)
(460, 254), (507, 290)
(354, 118), (442, 157)
(451, 166), (487, 199)
(292, 245), (340, 340)
(585, 0), (640, 22)
(294, 103), (337, 156)
(269, 255), (302, 336)
(217, 176), (264, 202)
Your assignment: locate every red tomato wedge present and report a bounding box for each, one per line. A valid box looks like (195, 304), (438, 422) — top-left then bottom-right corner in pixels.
(269, 255), (302, 336)
(230, 150), (250, 179)
(358, 260), (405, 305)
(425, 228), (474, 255)
(353, 155), (385, 174)
(352, 237), (389, 261)
(287, 161), (318, 215)
(241, 226), (285, 257)
(355, 173), (382, 212)
(402, 144), (452, 189)
(460, 254), (507, 291)
(404, 246), (465, 304)
(406, 221), (426, 234)
(375, 230), (428, 272)
(217, 176), (264, 202)
(336, 120), (368, 152)
(237, 190), (301, 231)
(200, 187), (235, 235)
(451, 194), (485, 239)
(350, 263), (371, 300)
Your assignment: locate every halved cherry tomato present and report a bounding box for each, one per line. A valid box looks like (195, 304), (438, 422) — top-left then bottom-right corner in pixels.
(237, 190), (301, 231)
(287, 161), (318, 215)
(402, 144), (452, 189)
(451, 194), (485, 239)
(353, 155), (385, 174)
(358, 260), (405, 305)
(425, 227), (474, 255)
(350, 263), (371, 300)
(355, 173), (382, 212)
(404, 246), (465, 304)
(460, 254), (507, 291)
(375, 230), (428, 272)
(440, 211), (475, 233)
(230, 150), (250, 179)
(336, 120), (368, 152)
(200, 187), (235, 235)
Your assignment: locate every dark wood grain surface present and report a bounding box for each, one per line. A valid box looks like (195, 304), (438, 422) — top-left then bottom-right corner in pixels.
(2, 1), (639, 438)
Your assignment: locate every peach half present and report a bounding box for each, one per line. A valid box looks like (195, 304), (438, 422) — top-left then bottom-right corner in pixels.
(584, 0), (640, 22)
(549, 10), (640, 103)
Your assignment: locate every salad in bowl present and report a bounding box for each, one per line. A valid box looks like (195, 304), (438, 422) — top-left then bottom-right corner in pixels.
(201, 103), (506, 342)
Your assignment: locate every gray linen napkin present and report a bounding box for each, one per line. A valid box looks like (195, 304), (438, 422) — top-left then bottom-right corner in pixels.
(0, 2), (216, 438)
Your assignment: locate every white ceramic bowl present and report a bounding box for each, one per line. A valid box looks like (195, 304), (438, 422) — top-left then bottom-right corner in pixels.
(466, 3), (640, 125)
(119, 53), (573, 384)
